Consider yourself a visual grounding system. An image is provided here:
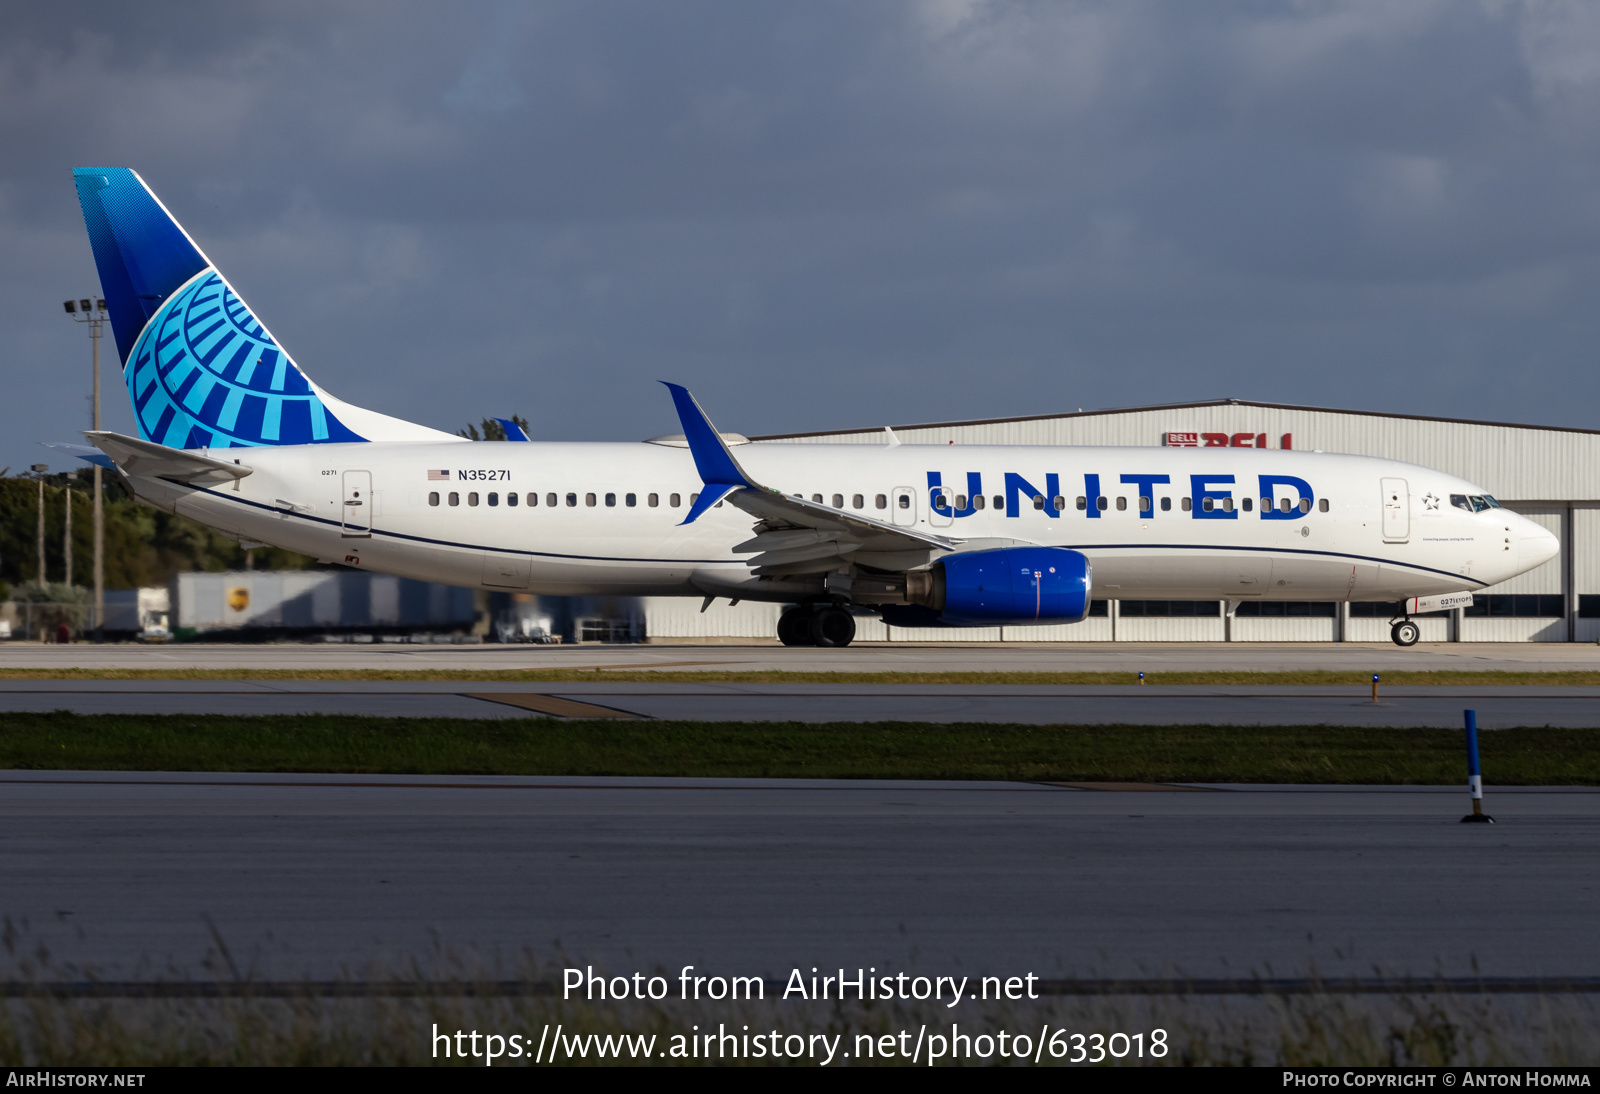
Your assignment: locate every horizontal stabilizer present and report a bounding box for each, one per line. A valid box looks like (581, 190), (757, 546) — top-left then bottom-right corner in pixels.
(87, 430), (253, 484)
(39, 442), (116, 471)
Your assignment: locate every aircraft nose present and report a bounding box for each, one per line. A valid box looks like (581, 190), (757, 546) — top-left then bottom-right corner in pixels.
(1519, 518), (1559, 569)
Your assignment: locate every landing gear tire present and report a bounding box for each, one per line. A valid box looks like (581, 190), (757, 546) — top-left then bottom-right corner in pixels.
(810, 607), (856, 648)
(1391, 620), (1420, 647)
(777, 609), (814, 647)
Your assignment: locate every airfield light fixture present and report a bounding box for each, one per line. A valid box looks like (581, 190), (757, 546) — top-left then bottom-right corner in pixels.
(62, 295), (108, 635)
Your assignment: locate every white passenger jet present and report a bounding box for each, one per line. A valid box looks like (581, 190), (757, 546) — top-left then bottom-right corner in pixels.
(62, 167), (1557, 647)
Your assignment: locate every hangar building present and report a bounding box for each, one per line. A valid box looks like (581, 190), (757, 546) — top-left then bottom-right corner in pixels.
(628, 399), (1597, 644)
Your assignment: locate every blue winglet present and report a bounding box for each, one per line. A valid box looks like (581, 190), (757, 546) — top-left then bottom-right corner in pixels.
(663, 383), (750, 487)
(493, 417), (530, 441)
(681, 483), (736, 524)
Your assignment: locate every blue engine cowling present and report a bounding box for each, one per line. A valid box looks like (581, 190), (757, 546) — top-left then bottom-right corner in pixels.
(887, 546), (1093, 627)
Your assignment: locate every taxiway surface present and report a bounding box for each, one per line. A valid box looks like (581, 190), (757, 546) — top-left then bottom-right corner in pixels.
(1, 772), (1593, 982)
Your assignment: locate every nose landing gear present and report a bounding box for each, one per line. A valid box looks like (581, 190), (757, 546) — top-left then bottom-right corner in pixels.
(777, 605), (858, 647)
(1390, 619), (1420, 647)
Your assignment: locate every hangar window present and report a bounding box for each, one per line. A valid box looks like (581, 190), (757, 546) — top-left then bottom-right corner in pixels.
(428, 492), (439, 506)
(1096, 496), (1108, 511)
(1465, 594), (1564, 618)
(487, 492), (499, 507)
(605, 493), (616, 507)
(1032, 495), (1045, 510)
(1160, 497), (1171, 511)
(1086, 600), (1109, 617)
(1181, 497), (1192, 512)
(507, 492), (517, 507)
(565, 493), (577, 507)
(1579, 596), (1600, 618)
(852, 494), (864, 509)
(586, 493), (597, 507)
(1234, 601), (1337, 617)
(1350, 601), (1452, 618)
(448, 492), (459, 506)
(898, 494), (911, 509)
(1118, 600), (1221, 617)
(876, 494), (887, 509)
(468, 492), (479, 506)
(1242, 497), (1253, 512)
(1115, 497), (1127, 511)
(647, 493), (658, 507)
(670, 493), (681, 507)
(1319, 498), (1328, 512)
(1053, 496), (1065, 511)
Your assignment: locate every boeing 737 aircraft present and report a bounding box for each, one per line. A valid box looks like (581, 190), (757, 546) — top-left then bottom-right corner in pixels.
(63, 167), (1558, 647)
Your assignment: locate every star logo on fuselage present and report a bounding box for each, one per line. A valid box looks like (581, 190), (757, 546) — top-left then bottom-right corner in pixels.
(1422, 492), (1440, 510)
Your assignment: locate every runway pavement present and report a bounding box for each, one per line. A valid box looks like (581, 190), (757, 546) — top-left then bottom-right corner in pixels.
(1, 678), (1598, 725)
(1, 771), (1593, 982)
(5, 639), (1600, 673)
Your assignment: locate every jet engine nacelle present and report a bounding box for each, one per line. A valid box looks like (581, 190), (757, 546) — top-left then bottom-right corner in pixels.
(895, 546), (1093, 627)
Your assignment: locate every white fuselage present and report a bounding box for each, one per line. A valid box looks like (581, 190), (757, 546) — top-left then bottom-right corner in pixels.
(129, 440), (1557, 606)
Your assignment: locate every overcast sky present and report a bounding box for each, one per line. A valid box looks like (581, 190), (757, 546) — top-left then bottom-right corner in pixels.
(4, 0), (1600, 471)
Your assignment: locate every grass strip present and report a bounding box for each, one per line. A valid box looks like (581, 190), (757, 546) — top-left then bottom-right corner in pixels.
(5, 668), (1600, 685)
(1, 713), (1596, 783)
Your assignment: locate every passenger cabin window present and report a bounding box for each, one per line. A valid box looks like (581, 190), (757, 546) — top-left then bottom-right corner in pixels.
(1202, 497), (1214, 512)
(1160, 497), (1171, 511)
(428, 492), (440, 506)
(507, 492), (518, 507)
(992, 495), (1003, 510)
(468, 492), (479, 506)
(973, 495), (985, 510)
(852, 494), (864, 509)
(898, 494), (910, 509)
(487, 492), (499, 507)
(876, 495), (887, 509)
(1319, 498), (1329, 512)
(1032, 495), (1045, 510)
(648, 493), (659, 507)
(832, 494), (844, 508)
(1299, 498), (1311, 514)
(605, 493), (616, 507)
(670, 493), (681, 507)
(691, 492), (699, 505)
(586, 493), (597, 507)
(1139, 496), (1151, 513)
(1076, 497), (1086, 510)
(1053, 496), (1065, 511)
(1279, 498), (1291, 513)
(625, 493), (637, 507)
(1096, 497), (1108, 511)
(527, 493), (538, 506)
(1115, 497), (1127, 511)
(1242, 497), (1253, 512)
(1222, 498), (1234, 512)
(812, 494), (823, 503)
(448, 492), (460, 506)
(956, 495), (968, 510)
(1182, 497), (1192, 512)
(565, 493), (577, 507)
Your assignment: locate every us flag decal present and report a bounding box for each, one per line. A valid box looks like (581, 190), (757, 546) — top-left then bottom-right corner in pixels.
(427, 469), (450, 480)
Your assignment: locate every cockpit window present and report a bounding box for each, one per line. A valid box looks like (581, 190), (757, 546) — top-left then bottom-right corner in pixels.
(1452, 493), (1497, 513)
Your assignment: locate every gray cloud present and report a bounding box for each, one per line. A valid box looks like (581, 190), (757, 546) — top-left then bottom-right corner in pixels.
(4, 0), (1600, 476)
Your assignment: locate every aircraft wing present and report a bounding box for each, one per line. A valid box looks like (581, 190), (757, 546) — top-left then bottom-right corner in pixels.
(86, 431), (254, 485)
(662, 383), (957, 576)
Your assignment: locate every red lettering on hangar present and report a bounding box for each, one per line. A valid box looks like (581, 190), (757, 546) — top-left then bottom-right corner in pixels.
(1165, 431), (1293, 449)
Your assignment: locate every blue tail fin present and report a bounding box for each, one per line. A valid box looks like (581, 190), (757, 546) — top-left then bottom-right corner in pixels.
(72, 168), (455, 449)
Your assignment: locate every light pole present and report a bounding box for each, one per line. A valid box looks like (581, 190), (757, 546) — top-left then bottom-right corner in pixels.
(63, 297), (105, 635)
(30, 463), (47, 588)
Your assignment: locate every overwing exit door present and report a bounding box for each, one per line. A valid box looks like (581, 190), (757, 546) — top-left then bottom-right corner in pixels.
(342, 470), (372, 537)
(1380, 477), (1409, 542)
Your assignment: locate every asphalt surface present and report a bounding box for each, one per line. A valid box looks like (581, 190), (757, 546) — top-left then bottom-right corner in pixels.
(1, 679), (1598, 725)
(5, 640), (1600, 673)
(0, 772), (1593, 982)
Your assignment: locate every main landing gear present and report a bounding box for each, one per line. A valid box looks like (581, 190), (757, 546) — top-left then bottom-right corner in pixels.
(1390, 619), (1420, 647)
(777, 605), (857, 648)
